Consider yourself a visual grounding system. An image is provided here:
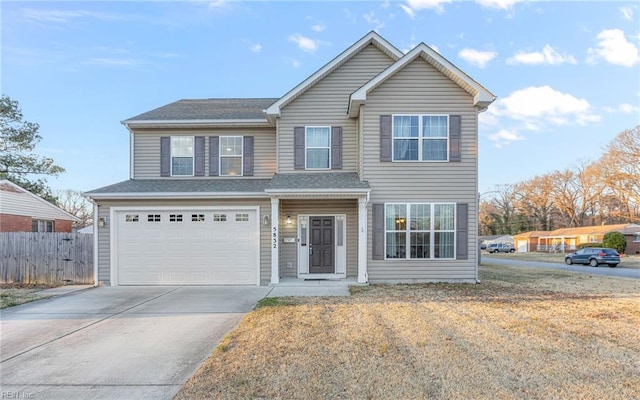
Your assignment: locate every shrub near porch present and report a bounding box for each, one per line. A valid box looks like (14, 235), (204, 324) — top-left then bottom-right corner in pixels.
(176, 264), (640, 400)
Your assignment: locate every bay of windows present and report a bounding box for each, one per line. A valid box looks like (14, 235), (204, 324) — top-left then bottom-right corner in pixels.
(393, 115), (448, 161)
(385, 203), (455, 259)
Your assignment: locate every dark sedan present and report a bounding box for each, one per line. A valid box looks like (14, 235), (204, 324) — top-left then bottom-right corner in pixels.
(564, 248), (620, 267)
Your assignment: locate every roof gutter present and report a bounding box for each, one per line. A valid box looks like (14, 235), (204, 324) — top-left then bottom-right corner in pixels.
(121, 119), (273, 128)
(84, 192), (269, 200)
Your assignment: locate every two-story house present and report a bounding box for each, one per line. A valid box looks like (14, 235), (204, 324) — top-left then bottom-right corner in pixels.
(85, 31), (495, 286)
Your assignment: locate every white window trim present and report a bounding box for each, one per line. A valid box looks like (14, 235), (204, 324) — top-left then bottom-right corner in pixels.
(384, 202), (456, 260)
(170, 136), (195, 177)
(391, 114), (449, 162)
(305, 126), (331, 170)
(219, 136), (244, 176)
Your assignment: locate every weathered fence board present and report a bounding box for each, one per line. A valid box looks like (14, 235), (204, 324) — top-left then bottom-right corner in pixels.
(0, 232), (94, 285)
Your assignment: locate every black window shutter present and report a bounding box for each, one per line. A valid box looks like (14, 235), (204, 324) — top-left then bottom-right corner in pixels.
(209, 136), (219, 176)
(294, 127), (305, 170)
(380, 115), (392, 162)
(331, 127), (342, 169)
(456, 203), (468, 260)
(243, 136), (254, 176)
(194, 136), (205, 176)
(372, 203), (385, 260)
(449, 115), (461, 162)
(160, 137), (171, 177)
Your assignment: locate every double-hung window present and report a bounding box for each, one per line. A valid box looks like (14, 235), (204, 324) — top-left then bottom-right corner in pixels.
(171, 136), (194, 176)
(385, 203), (455, 259)
(219, 136), (243, 176)
(393, 115), (448, 161)
(305, 126), (331, 169)
(32, 219), (54, 232)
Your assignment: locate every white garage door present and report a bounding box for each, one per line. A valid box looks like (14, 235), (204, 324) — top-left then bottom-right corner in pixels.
(114, 208), (259, 285)
(517, 240), (528, 253)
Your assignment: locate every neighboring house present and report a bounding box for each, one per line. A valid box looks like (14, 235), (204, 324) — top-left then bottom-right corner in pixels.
(0, 180), (80, 232)
(85, 31), (495, 286)
(512, 231), (549, 253)
(480, 234), (514, 249)
(535, 224), (640, 254)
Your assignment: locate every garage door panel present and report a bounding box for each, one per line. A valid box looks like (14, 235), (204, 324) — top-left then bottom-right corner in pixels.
(115, 209), (258, 285)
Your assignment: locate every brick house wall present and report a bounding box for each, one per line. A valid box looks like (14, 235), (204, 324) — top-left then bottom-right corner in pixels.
(0, 213), (74, 232)
(625, 236), (640, 255)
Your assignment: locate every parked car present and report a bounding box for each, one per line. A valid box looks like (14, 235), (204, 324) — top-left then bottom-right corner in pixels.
(564, 248), (620, 268)
(486, 243), (515, 253)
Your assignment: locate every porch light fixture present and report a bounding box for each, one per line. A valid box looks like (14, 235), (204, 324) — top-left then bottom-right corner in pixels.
(286, 215), (293, 225)
(263, 215), (270, 226)
(98, 217), (107, 227)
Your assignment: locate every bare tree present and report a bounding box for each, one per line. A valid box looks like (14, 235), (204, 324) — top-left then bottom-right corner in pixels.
(56, 189), (93, 228)
(514, 174), (556, 231)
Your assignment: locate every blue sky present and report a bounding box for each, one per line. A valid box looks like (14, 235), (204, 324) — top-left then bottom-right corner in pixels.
(3, 0), (639, 195)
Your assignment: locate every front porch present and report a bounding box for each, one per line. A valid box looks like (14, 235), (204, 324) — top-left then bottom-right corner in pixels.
(266, 277), (362, 297)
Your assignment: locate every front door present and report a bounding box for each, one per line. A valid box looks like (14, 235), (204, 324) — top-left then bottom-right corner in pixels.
(309, 216), (335, 274)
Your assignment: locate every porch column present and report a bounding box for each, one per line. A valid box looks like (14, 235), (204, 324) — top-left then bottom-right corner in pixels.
(270, 198), (280, 284)
(358, 197), (368, 283)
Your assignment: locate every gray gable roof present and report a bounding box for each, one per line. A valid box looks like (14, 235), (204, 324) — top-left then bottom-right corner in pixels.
(86, 179), (271, 196)
(124, 98), (279, 122)
(267, 172), (370, 190)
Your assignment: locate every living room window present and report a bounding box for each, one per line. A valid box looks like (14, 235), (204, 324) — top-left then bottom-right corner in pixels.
(219, 136), (243, 176)
(171, 136), (194, 176)
(385, 203), (455, 259)
(393, 115), (448, 161)
(305, 126), (331, 169)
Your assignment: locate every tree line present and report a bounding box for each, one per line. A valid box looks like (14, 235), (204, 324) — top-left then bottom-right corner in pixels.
(480, 126), (640, 236)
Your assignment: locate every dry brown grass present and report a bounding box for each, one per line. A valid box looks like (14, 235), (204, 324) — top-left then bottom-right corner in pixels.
(0, 283), (56, 309)
(176, 265), (640, 400)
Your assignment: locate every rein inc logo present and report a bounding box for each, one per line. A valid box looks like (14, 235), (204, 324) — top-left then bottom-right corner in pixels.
(1, 392), (33, 399)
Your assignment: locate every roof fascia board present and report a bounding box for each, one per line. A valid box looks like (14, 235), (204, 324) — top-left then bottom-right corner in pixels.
(266, 31), (403, 118)
(122, 119), (272, 128)
(348, 43), (496, 117)
(0, 179), (81, 222)
(84, 192), (269, 200)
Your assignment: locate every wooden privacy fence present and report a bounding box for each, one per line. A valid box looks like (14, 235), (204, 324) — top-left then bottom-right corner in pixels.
(0, 232), (94, 285)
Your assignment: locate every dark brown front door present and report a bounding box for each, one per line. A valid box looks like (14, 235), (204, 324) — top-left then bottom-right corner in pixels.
(309, 216), (335, 274)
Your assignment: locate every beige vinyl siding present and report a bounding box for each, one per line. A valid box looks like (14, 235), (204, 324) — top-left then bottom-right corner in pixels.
(279, 199), (358, 278)
(278, 44), (396, 173)
(95, 198), (272, 285)
(362, 58), (479, 281)
(132, 127), (276, 179)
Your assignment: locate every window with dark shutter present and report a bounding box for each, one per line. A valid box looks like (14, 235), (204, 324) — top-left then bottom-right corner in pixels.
(209, 136), (219, 176)
(194, 136), (205, 176)
(372, 203), (385, 260)
(331, 127), (342, 169)
(294, 127), (305, 170)
(380, 115), (392, 162)
(456, 203), (468, 260)
(160, 137), (171, 177)
(243, 136), (254, 176)
(449, 115), (461, 162)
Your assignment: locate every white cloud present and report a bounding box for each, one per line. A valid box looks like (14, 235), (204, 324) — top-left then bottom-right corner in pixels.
(363, 11), (385, 30)
(249, 43), (262, 53)
(458, 48), (497, 68)
(400, 0), (451, 17)
(289, 33), (320, 54)
(487, 86), (601, 129)
(506, 45), (577, 65)
(21, 8), (121, 23)
(603, 103), (640, 114)
(311, 23), (326, 32)
(620, 6), (634, 21)
(488, 129), (524, 148)
(475, 0), (522, 10)
(587, 29), (640, 67)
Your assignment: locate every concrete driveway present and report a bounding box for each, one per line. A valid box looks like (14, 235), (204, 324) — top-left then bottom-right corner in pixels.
(0, 285), (271, 399)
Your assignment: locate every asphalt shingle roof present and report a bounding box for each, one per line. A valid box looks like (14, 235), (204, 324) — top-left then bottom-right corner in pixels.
(267, 172), (370, 190)
(86, 179), (271, 195)
(124, 98), (279, 121)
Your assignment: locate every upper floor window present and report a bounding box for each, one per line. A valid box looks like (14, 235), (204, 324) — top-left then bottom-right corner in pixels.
(393, 115), (448, 161)
(305, 127), (331, 169)
(171, 136), (194, 176)
(220, 136), (243, 176)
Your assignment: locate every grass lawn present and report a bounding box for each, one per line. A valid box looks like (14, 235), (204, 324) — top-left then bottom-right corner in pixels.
(176, 264), (640, 400)
(0, 284), (56, 309)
